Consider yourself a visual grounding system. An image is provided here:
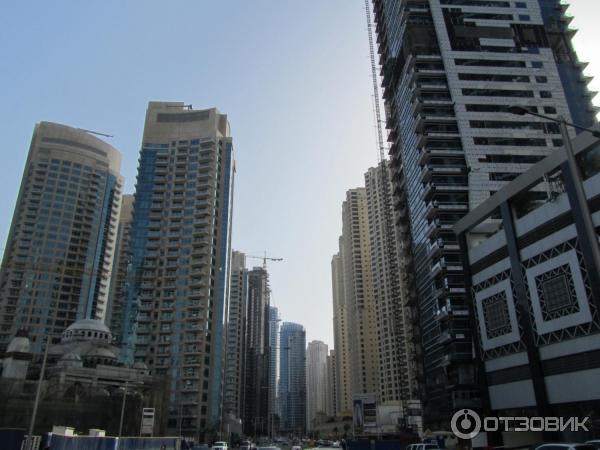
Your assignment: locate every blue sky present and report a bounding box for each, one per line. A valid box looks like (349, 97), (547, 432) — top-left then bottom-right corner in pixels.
(1, 1), (599, 347)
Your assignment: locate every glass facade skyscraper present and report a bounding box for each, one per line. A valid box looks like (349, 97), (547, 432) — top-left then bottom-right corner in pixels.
(0, 122), (123, 354)
(241, 266), (270, 436)
(371, 0), (596, 428)
(278, 322), (306, 435)
(120, 102), (234, 438)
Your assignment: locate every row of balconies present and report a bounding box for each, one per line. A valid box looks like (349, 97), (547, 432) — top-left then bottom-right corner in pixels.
(421, 181), (469, 202)
(436, 306), (470, 322)
(425, 200), (469, 220)
(418, 148), (463, 166)
(420, 163), (467, 183)
(431, 256), (464, 276)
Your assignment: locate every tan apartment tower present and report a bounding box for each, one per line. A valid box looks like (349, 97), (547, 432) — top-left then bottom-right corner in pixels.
(340, 188), (379, 401)
(365, 163), (422, 429)
(0, 122), (123, 353)
(331, 247), (352, 414)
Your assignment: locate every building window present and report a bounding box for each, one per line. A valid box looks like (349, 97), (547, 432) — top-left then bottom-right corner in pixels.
(482, 292), (512, 338)
(535, 264), (579, 320)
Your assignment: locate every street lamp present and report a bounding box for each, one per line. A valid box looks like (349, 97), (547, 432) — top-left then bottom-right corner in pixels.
(507, 105), (600, 138)
(508, 104), (600, 282)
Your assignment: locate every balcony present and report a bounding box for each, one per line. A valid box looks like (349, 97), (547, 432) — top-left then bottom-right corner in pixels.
(425, 201), (439, 219)
(415, 114), (455, 134)
(437, 307), (470, 324)
(413, 99), (454, 116)
(427, 239), (442, 258)
(439, 331), (453, 344)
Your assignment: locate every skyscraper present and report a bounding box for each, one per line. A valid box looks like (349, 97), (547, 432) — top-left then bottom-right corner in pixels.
(331, 247), (352, 414)
(268, 305), (281, 432)
(0, 122), (123, 353)
(364, 163), (421, 409)
(325, 349), (337, 418)
(223, 251), (248, 422)
(242, 266), (270, 436)
(341, 188), (379, 399)
(120, 102), (235, 438)
(106, 194), (134, 342)
(371, 0), (596, 428)
(306, 340), (328, 430)
(279, 322), (306, 436)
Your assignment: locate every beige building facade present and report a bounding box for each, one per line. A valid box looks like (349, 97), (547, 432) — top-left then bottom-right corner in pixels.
(340, 189), (379, 402)
(0, 122), (123, 354)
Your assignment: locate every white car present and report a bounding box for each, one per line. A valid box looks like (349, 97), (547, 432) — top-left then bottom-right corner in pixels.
(212, 442), (228, 450)
(291, 446), (302, 450)
(535, 444), (596, 450)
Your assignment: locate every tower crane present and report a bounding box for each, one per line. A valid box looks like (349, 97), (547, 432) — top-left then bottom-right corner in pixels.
(246, 252), (283, 270)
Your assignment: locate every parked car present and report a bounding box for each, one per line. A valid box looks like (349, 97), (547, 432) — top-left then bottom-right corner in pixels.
(291, 446), (302, 450)
(586, 442), (600, 450)
(405, 444), (440, 450)
(240, 441), (253, 450)
(212, 442), (228, 450)
(535, 444), (595, 450)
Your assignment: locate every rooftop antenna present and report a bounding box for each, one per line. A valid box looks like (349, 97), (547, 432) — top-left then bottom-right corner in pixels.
(78, 128), (113, 138)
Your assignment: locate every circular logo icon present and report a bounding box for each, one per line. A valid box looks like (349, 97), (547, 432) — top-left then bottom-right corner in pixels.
(451, 409), (481, 439)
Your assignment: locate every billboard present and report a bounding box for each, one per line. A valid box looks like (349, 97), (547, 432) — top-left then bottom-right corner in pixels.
(140, 408), (155, 436)
(352, 394), (377, 434)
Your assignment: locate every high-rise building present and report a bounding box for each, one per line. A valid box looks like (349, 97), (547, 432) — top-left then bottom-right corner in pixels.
(364, 164), (421, 408)
(0, 122), (123, 353)
(268, 305), (280, 430)
(331, 247), (352, 414)
(120, 102), (235, 438)
(223, 251), (248, 421)
(242, 266), (270, 436)
(341, 189), (379, 398)
(325, 349), (337, 418)
(306, 340), (329, 430)
(279, 322), (306, 435)
(371, 0), (596, 428)
(106, 194), (134, 342)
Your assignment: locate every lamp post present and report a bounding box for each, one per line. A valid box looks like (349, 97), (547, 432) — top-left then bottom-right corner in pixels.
(25, 336), (50, 450)
(509, 105), (600, 290)
(118, 380), (129, 438)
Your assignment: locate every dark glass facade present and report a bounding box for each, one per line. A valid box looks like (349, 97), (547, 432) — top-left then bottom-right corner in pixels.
(372, 0), (596, 428)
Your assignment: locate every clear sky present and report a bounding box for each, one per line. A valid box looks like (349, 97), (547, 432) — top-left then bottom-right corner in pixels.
(0, 1), (599, 348)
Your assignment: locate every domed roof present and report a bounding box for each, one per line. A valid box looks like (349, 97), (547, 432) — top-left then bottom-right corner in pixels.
(87, 347), (117, 359)
(62, 319), (112, 343)
(65, 319), (111, 335)
(60, 352), (82, 361)
(6, 336), (31, 354)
